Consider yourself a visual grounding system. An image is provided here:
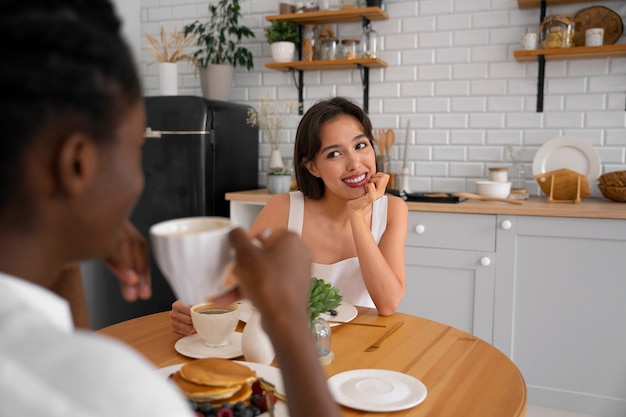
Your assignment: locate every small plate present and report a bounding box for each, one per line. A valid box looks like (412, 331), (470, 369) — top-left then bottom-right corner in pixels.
(532, 136), (601, 186)
(174, 332), (243, 359)
(157, 361), (289, 417)
(327, 369), (427, 412)
(320, 302), (358, 327)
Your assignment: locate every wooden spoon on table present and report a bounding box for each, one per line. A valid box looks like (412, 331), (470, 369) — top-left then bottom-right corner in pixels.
(452, 192), (523, 205)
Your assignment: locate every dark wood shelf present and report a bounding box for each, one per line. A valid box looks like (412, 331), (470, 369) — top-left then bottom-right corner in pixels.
(265, 7), (388, 24)
(514, 44), (626, 61)
(265, 58), (387, 71)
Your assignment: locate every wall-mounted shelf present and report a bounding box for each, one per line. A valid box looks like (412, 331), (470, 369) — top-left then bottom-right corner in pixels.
(265, 7), (388, 25)
(517, 0), (601, 9)
(265, 57), (387, 71)
(264, 7), (389, 113)
(514, 44), (626, 61)
(515, 0), (624, 112)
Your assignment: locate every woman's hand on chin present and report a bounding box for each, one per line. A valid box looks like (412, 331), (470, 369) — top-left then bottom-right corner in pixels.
(347, 172), (389, 212)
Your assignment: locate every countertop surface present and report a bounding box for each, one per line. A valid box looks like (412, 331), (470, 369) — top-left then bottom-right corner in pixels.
(225, 189), (626, 220)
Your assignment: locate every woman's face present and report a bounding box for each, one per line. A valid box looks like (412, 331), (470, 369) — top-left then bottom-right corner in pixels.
(305, 114), (377, 199)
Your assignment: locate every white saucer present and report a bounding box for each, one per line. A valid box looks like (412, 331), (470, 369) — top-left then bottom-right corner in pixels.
(327, 369), (427, 412)
(174, 332), (243, 359)
(320, 302), (358, 327)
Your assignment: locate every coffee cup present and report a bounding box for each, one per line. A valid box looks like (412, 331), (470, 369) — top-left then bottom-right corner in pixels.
(191, 303), (240, 347)
(150, 216), (235, 305)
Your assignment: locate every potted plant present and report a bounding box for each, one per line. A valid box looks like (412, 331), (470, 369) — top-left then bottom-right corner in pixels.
(264, 20), (300, 63)
(267, 167), (293, 194)
(184, 0), (255, 100)
(146, 27), (196, 95)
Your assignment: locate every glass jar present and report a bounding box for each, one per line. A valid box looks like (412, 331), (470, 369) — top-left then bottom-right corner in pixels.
(341, 38), (360, 60)
(320, 37), (338, 60)
(302, 24), (316, 62)
(510, 163), (529, 200)
(540, 14), (575, 48)
(361, 25), (378, 58)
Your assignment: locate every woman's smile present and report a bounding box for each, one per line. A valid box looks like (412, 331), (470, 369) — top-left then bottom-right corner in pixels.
(343, 172), (369, 187)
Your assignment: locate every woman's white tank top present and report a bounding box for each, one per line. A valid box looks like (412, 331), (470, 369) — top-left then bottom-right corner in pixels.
(287, 191), (388, 308)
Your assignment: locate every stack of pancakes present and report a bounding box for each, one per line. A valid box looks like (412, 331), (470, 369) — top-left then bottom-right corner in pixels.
(169, 358), (257, 405)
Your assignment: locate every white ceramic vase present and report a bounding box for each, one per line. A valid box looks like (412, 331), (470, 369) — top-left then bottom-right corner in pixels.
(199, 64), (234, 101)
(158, 62), (178, 96)
(241, 307), (275, 365)
(268, 148), (284, 170)
(271, 42), (296, 63)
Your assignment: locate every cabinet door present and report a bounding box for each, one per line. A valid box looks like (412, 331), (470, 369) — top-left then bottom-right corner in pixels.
(494, 215), (626, 416)
(399, 212), (497, 342)
(399, 247), (495, 342)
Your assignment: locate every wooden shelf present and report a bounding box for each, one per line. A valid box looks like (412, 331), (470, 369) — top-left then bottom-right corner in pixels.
(514, 43), (626, 61)
(265, 58), (387, 72)
(517, 0), (601, 9)
(513, 43), (626, 62)
(266, 7), (388, 24)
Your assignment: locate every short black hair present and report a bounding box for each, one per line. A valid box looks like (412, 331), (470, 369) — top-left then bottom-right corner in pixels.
(0, 0), (141, 209)
(294, 97), (374, 199)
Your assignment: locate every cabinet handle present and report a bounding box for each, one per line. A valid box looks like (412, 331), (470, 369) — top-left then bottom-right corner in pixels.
(480, 257), (491, 266)
(501, 220), (512, 230)
(414, 224), (425, 234)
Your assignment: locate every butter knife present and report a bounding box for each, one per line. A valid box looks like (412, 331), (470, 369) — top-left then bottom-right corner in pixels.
(364, 320), (404, 352)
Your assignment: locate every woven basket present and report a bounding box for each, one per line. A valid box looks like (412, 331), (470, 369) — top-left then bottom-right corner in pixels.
(598, 184), (626, 202)
(598, 170), (626, 187)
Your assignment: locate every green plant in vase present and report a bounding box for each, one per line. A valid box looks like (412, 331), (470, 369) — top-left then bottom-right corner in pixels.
(308, 277), (342, 359)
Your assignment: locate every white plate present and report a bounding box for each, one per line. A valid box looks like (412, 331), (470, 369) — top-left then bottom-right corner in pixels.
(327, 369), (427, 412)
(320, 302), (358, 327)
(532, 136), (601, 185)
(157, 361), (289, 417)
(174, 332), (243, 359)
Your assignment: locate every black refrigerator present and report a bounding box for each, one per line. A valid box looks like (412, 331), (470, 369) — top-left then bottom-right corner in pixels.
(82, 96), (259, 329)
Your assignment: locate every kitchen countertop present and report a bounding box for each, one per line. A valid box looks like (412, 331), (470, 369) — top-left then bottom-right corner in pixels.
(225, 189), (626, 220)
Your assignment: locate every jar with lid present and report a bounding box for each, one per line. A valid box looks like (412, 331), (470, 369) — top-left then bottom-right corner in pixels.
(302, 24), (316, 62)
(341, 38), (360, 60)
(320, 37), (338, 60)
(488, 167), (508, 183)
(540, 14), (575, 48)
(361, 23), (378, 58)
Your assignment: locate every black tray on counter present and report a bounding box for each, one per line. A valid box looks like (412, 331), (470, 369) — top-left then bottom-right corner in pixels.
(386, 190), (467, 204)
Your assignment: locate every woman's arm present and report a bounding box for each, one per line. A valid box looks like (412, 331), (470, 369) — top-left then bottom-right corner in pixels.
(348, 174), (409, 316)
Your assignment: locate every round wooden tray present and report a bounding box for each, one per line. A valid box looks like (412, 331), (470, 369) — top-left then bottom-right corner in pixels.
(573, 6), (624, 46)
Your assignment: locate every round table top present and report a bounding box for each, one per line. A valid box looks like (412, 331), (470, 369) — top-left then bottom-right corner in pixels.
(98, 306), (526, 417)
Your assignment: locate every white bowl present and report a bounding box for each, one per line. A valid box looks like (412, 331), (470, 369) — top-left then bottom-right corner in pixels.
(475, 181), (511, 199)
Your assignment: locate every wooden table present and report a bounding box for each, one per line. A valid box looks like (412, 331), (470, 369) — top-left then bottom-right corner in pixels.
(98, 307), (526, 417)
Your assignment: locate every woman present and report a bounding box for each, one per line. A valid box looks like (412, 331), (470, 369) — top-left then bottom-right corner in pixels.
(171, 97), (408, 335)
(0, 2), (340, 416)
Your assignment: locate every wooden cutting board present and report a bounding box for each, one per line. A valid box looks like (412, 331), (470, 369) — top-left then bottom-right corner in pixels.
(573, 6), (624, 46)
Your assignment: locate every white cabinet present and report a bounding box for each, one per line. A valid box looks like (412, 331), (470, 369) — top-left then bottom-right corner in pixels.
(494, 215), (626, 417)
(398, 212), (497, 343)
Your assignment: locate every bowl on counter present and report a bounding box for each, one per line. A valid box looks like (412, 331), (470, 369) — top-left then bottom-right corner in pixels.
(475, 181), (512, 199)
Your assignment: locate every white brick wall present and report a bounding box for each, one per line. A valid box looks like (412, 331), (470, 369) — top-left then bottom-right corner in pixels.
(139, 0), (626, 197)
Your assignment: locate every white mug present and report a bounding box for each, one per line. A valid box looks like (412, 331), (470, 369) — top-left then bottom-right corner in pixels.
(521, 33), (538, 50)
(585, 28), (604, 47)
(150, 216), (235, 305)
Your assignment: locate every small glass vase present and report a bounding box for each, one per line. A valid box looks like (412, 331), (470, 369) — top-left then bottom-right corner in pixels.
(311, 316), (332, 360)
